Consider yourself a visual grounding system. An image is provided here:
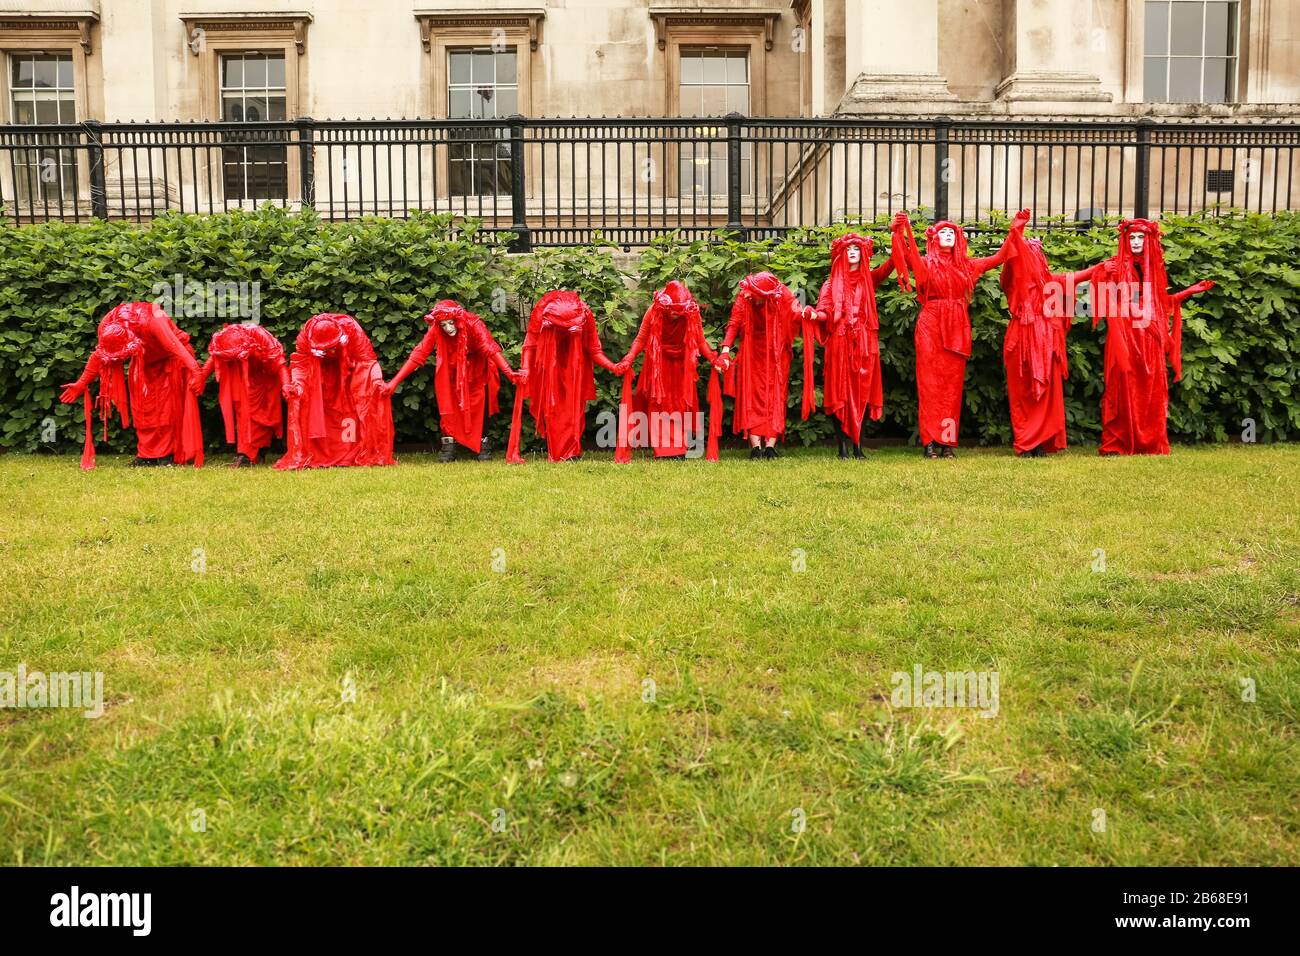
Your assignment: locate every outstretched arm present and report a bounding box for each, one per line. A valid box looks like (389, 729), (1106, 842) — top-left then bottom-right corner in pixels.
(585, 318), (619, 373)
(1172, 279), (1216, 305)
(145, 310), (201, 375)
(870, 254), (896, 287)
(381, 326), (438, 396)
(60, 351), (103, 403)
(692, 313), (720, 366)
(717, 296), (746, 370)
(617, 305), (655, 374)
(196, 355), (215, 390)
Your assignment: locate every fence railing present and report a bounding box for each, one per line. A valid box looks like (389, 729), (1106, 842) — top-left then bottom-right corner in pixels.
(2, 115), (1297, 247)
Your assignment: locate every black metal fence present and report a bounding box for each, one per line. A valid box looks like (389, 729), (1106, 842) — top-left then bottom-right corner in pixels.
(2, 115), (1297, 248)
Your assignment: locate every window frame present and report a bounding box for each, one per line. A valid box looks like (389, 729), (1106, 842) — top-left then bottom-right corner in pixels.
(1141, 0), (1242, 104)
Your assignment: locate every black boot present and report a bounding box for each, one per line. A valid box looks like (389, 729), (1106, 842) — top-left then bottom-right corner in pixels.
(478, 437), (492, 462)
(852, 442), (866, 459)
(130, 456), (150, 467)
(940, 444), (955, 459)
(228, 453), (252, 468)
(438, 437), (457, 463)
(750, 446), (763, 460)
(763, 445), (778, 460)
(923, 442), (939, 459)
(838, 435), (850, 459)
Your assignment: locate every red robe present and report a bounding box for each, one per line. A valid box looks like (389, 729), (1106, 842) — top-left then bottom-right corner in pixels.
(1000, 237), (1071, 455)
(202, 324), (289, 460)
(809, 236), (896, 444)
(67, 303), (204, 468)
(1065, 221), (1211, 455)
(893, 220), (1018, 447)
(276, 314), (395, 469)
(721, 274), (812, 442)
(401, 312), (510, 453)
(615, 291), (722, 460)
(507, 291), (618, 463)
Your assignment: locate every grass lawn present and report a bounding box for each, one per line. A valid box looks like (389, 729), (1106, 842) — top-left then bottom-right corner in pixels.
(0, 444), (1297, 866)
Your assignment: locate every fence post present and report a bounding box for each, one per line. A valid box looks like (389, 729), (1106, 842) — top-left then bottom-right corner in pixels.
(1134, 117), (1153, 221)
(725, 112), (745, 239)
(933, 116), (951, 222)
(296, 117), (315, 210)
(84, 119), (107, 220)
(508, 115), (531, 252)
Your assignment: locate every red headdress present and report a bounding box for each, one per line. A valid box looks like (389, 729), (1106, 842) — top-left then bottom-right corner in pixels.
(1000, 235), (1068, 400)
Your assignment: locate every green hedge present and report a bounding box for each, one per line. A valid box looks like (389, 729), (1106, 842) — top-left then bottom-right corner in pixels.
(2, 206), (1296, 456)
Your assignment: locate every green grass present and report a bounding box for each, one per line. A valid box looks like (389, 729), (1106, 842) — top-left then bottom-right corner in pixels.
(1, 444), (1297, 865)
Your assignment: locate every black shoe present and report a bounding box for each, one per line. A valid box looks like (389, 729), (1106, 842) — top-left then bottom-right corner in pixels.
(477, 438), (492, 462)
(438, 438), (457, 463)
(763, 445), (778, 460)
(130, 456), (150, 467)
(940, 444), (955, 459)
(837, 436), (850, 460)
(228, 454), (252, 468)
(750, 446), (763, 460)
(923, 442), (939, 459)
(852, 443), (866, 459)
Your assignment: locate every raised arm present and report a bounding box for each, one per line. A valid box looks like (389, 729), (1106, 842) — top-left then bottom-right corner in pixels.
(891, 213), (928, 287)
(870, 254), (896, 287)
(970, 209), (1031, 276)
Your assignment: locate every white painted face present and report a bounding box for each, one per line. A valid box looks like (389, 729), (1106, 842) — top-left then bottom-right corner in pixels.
(1129, 232), (1146, 255)
(937, 227), (957, 249)
(846, 244), (862, 266)
(440, 319), (458, 336)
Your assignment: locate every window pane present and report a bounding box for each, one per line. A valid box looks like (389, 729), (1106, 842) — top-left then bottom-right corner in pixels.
(12, 97), (35, 124)
(449, 89), (472, 118)
(267, 56), (286, 89)
(472, 88), (492, 118)
(1169, 56), (1201, 100)
(244, 55), (267, 88)
(1170, 2), (1203, 56)
(244, 95), (269, 123)
(496, 87), (517, 117)
(727, 85), (749, 114)
(496, 51), (517, 85)
(223, 56), (243, 89)
(726, 53), (748, 84)
(57, 56), (73, 89)
(222, 95), (245, 122)
(1144, 56), (1168, 100)
(267, 96), (287, 121)
(700, 86), (726, 116)
(35, 96), (60, 125)
(472, 49), (495, 84)
(59, 97), (77, 124)
(1202, 57), (1230, 103)
(680, 53), (702, 85)
(1204, 2), (1235, 56)
(1144, 1), (1170, 55)
(450, 51), (471, 85)
(701, 53), (726, 84)
(13, 56), (32, 87)
(33, 56), (57, 89)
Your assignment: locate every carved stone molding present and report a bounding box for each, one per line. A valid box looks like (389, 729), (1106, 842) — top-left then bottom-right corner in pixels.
(650, 8), (783, 52)
(414, 10), (545, 53)
(178, 12), (312, 56)
(0, 12), (98, 54)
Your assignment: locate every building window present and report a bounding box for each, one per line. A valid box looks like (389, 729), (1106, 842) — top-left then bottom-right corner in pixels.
(9, 52), (77, 203)
(219, 52), (288, 201)
(1143, 1), (1240, 103)
(678, 49), (751, 197)
(448, 47), (518, 197)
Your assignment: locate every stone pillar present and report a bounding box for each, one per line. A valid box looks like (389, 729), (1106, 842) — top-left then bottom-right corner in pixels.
(995, 0), (1112, 103)
(842, 0), (955, 106)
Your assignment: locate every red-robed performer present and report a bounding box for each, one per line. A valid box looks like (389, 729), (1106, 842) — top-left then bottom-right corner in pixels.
(717, 271), (813, 460)
(276, 313), (395, 470)
(59, 302), (205, 469)
(1060, 219), (1214, 456)
(613, 280), (727, 462)
(380, 300), (519, 463)
(999, 235), (1073, 457)
(890, 209), (1031, 458)
(195, 322), (290, 467)
(506, 290), (621, 463)
(806, 233), (896, 459)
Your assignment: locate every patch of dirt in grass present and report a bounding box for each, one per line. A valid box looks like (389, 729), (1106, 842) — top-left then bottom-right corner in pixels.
(529, 652), (640, 704)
